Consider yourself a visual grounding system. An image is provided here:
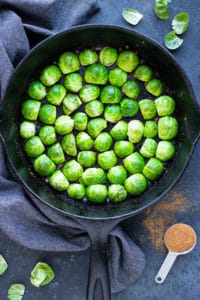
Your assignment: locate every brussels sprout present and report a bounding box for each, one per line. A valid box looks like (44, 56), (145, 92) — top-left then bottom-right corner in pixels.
(117, 50), (139, 72)
(73, 112), (88, 131)
(143, 157), (164, 180)
(104, 105), (122, 123)
(108, 184), (127, 203)
(39, 104), (56, 125)
(100, 85), (122, 104)
(140, 138), (157, 158)
(76, 132), (93, 150)
(158, 116), (179, 140)
(123, 152), (145, 174)
(20, 121), (36, 139)
(82, 168), (106, 185)
(34, 154), (56, 176)
(128, 120), (144, 143)
(94, 132), (113, 152)
(98, 150), (117, 170)
(0, 254), (8, 275)
(62, 160), (83, 182)
(77, 151), (96, 167)
(55, 115), (74, 135)
(62, 133), (77, 156)
(143, 120), (158, 138)
(145, 79), (163, 96)
(139, 99), (157, 120)
(87, 118), (107, 138)
(7, 283), (25, 300)
(84, 63), (109, 85)
(79, 84), (100, 103)
(64, 73), (82, 92)
(110, 120), (128, 140)
(47, 142), (65, 164)
(124, 173), (147, 196)
(120, 98), (139, 117)
(21, 100), (41, 121)
(86, 184), (107, 203)
(30, 262), (55, 287)
(134, 65), (152, 82)
(67, 183), (85, 200)
(79, 49), (98, 66)
(28, 81), (46, 100)
(62, 94), (82, 115)
(107, 165), (127, 184)
(40, 65), (62, 86)
(99, 46), (118, 66)
(121, 80), (140, 100)
(46, 84), (66, 105)
(39, 125), (57, 145)
(156, 141), (175, 161)
(24, 136), (45, 158)
(85, 100), (104, 118)
(49, 170), (69, 191)
(155, 95), (175, 116)
(114, 141), (134, 158)
(109, 68), (127, 87)
(58, 51), (80, 74)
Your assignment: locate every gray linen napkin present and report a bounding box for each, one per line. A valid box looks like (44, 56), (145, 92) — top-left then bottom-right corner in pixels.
(0, 0), (145, 294)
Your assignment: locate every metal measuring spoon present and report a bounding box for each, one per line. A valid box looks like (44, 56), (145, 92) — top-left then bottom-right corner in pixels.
(155, 223), (197, 284)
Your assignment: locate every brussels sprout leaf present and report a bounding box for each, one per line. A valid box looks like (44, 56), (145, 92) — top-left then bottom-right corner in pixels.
(7, 283), (25, 300)
(154, 0), (170, 20)
(30, 262), (55, 287)
(0, 254), (8, 275)
(164, 31), (183, 50)
(172, 12), (189, 34)
(122, 8), (143, 26)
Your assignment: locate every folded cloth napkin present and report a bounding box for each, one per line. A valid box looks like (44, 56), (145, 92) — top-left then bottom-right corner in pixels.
(0, 0), (145, 294)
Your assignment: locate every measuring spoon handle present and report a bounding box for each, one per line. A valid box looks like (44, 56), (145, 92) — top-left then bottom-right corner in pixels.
(155, 251), (178, 283)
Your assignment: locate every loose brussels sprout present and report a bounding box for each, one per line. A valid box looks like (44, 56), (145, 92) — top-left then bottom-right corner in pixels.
(128, 120), (144, 143)
(20, 121), (36, 139)
(156, 141), (175, 161)
(107, 165), (127, 184)
(76, 132), (93, 150)
(158, 116), (179, 140)
(155, 95), (175, 116)
(62, 133), (77, 156)
(87, 118), (107, 138)
(123, 152), (145, 174)
(94, 132), (113, 152)
(39, 125), (57, 145)
(84, 63), (109, 85)
(30, 262), (55, 287)
(121, 80), (140, 100)
(40, 65), (62, 86)
(120, 98), (139, 117)
(139, 99), (157, 120)
(0, 254), (8, 275)
(28, 81), (46, 100)
(114, 141), (134, 158)
(124, 173), (147, 195)
(39, 104), (56, 125)
(7, 283), (25, 300)
(55, 115), (74, 135)
(100, 85), (122, 104)
(77, 151), (96, 168)
(49, 170), (69, 191)
(47, 142), (65, 164)
(109, 68), (127, 87)
(62, 94), (82, 115)
(117, 50), (139, 72)
(62, 160), (83, 182)
(98, 150), (117, 170)
(145, 79), (163, 96)
(140, 138), (158, 158)
(79, 84), (100, 103)
(143, 120), (158, 138)
(73, 112), (88, 131)
(108, 184), (127, 203)
(104, 105), (122, 123)
(85, 100), (104, 117)
(24, 136), (45, 158)
(143, 157), (164, 180)
(79, 49), (98, 66)
(82, 168), (106, 185)
(34, 154), (56, 176)
(110, 120), (128, 140)
(58, 51), (80, 74)
(64, 73), (83, 92)
(21, 100), (41, 121)
(67, 183), (85, 200)
(46, 84), (66, 105)
(86, 184), (107, 203)
(134, 65), (152, 82)
(99, 46), (118, 66)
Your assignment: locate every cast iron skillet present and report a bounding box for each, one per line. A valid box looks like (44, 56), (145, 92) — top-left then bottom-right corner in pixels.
(0, 25), (200, 299)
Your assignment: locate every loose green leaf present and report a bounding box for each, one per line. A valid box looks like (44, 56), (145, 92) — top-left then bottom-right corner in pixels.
(122, 8), (143, 26)
(30, 262), (55, 287)
(0, 254), (8, 275)
(155, 0), (170, 20)
(164, 31), (183, 50)
(7, 283), (25, 300)
(172, 12), (189, 34)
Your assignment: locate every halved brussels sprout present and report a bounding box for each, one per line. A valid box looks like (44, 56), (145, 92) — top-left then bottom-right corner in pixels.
(28, 81), (46, 100)
(107, 165), (127, 184)
(46, 84), (66, 105)
(40, 65), (62, 86)
(82, 168), (106, 185)
(76, 132), (93, 150)
(114, 141), (134, 158)
(99, 46), (118, 66)
(20, 121), (36, 139)
(34, 154), (56, 176)
(121, 80), (140, 100)
(110, 120), (128, 140)
(49, 170), (69, 191)
(55, 115), (74, 135)
(128, 120), (144, 143)
(85, 100), (104, 118)
(117, 50), (139, 72)
(64, 73), (83, 92)
(155, 95), (175, 116)
(21, 100), (41, 121)
(108, 184), (127, 203)
(143, 157), (164, 180)
(104, 105), (122, 123)
(77, 151), (96, 168)
(86, 184), (107, 203)
(139, 138), (157, 158)
(62, 133), (77, 156)
(73, 112), (88, 131)
(58, 51), (80, 74)
(7, 283), (25, 300)
(24, 136), (45, 158)
(134, 65), (152, 82)
(0, 254), (8, 275)
(158, 116), (179, 140)
(39, 104), (56, 125)
(124, 173), (147, 195)
(62, 94), (82, 115)
(79, 49), (98, 66)
(156, 141), (175, 161)
(120, 98), (139, 117)
(94, 132), (113, 152)
(123, 152), (145, 174)
(47, 142), (65, 164)
(87, 118), (107, 138)
(62, 160), (83, 182)
(67, 183), (85, 200)
(109, 68), (127, 87)
(84, 63), (109, 85)
(100, 85), (122, 104)
(98, 150), (117, 170)
(79, 84), (100, 103)
(139, 99), (157, 120)
(145, 79), (163, 96)
(39, 126), (57, 145)
(30, 262), (54, 287)
(143, 120), (158, 138)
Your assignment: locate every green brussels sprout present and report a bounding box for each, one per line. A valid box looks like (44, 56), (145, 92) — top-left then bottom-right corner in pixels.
(55, 115), (74, 135)
(58, 51), (80, 74)
(100, 85), (122, 104)
(7, 283), (25, 300)
(143, 157), (164, 180)
(140, 138), (158, 158)
(117, 50), (139, 72)
(85, 100), (104, 117)
(24, 136), (45, 158)
(104, 105), (122, 123)
(107, 165), (127, 184)
(144, 121), (158, 138)
(73, 112), (88, 131)
(94, 132), (113, 152)
(109, 68), (127, 87)
(47, 142), (65, 164)
(30, 262), (55, 287)
(21, 100), (41, 121)
(86, 184), (107, 203)
(110, 120), (128, 140)
(49, 170), (69, 191)
(0, 254), (8, 275)
(82, 168), (106, 185)
(34, 154), (56, 176)
(77, 151), (96, 168)
(79, 49), (98, 66)
(139, 99), (157, 120)
(145, 79), (163, 96)
(155, 95), (175, 116)
(99, 46), (118, 66)
(79, 84), (100, 103)
(39, 104), (56, 125)
(76, 132), (93, 150)
(120, 98), (139, 117)
(62, 94), (82, 115)
(87, 118), (107, 138)
(158, 116), (179, 140)
(39, 125), (56, 145)
(123, 152), (145, 174)
(124, 173), (147, 195)
(67, 183), (85, 200)
(121, 80), (140, 100)
(114, 141), (134, 158)
(134, 65), (152, 82)
(40, 65), (62, 86)
(84, 63), (109, 85)
(156, 141), (175, 161)
(98, 150), (117, 170)
(62, 160), (83, 182)
(46, 84), (66, 105)
(128, 120), (144, 143)
(108, 184), (127, 203)
(28, 81), (46, 100)
(62, 133), (77, 156)
(64, 73), (83, 92)
(20, 121), (36, 139)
